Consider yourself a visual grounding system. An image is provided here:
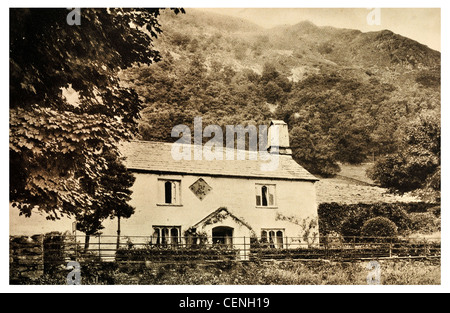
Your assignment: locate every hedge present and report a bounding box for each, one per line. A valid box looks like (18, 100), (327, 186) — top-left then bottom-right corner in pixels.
(318, 202), (439, 238)
(116, 246), (238, 262)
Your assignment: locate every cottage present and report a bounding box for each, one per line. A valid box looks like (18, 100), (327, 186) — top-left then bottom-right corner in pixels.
(99, 120), (320, 256)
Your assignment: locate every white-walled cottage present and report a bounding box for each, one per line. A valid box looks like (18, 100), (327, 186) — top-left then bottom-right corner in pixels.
(10, 120), (320, 258)
(99, 120), (320, 254)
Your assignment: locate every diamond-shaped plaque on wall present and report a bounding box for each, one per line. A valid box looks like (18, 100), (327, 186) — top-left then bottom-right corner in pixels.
(189, 178), (212, 201)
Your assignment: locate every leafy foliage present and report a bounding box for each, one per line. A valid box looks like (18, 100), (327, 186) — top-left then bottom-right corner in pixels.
(361, 217), (398, 239)
(317, 202), (439, 238)
(10, 9), (183, 233)
(10, 107), (130, 218)
(367, 111), (440, 202)
(116, 245), (238, 262)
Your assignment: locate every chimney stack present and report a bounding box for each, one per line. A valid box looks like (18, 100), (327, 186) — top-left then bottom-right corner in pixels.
(267, 120), (292, 155)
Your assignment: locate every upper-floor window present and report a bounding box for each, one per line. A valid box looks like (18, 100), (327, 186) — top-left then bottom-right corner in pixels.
(255, 184), (276, 207)
(158, 179), (181, 205)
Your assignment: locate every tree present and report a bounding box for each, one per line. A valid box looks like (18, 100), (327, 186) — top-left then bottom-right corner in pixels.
(290, 125), (340, 177)
(367, 111), (440, 203)
(263, 81), (284, 104)
(10, 8), (184, 243)
(75, 149), (135, 250)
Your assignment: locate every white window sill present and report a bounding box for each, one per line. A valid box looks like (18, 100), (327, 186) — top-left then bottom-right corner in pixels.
(256, 206), (278, 209)
(156, 203), (183, 207)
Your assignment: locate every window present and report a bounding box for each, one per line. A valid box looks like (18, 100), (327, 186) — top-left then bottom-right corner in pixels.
(255, 184), (276, 207)
(164, 181), (172, 204)
(152, 226), (181, 247)
(261, 229), (284, 249)
(158, 179), (181, 205)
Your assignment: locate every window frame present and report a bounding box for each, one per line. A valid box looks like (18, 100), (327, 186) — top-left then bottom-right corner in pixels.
(152, 226), (182, 247)
(260, 228), (285, 249)
(255, 183), (277, 208)
(157, 179), (182, 206)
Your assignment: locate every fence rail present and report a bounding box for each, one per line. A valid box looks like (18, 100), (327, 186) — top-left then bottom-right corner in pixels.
(11, 234), (441, 265)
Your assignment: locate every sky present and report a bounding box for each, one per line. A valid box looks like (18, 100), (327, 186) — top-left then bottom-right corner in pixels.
(199, 8), (441, 51)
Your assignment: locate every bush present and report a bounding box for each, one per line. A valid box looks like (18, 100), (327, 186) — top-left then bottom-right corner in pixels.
(340, 211), (369, 238)
(361, 217), (398, 240)
(318, 202), (346, 236)
(409, 212), (441, 234)
(249, 247), (324, 260)
(429, 206), (440, 218)
(318, 42), (333, 54)
(116, 245), (238, 262)
(324, 232), (344, 248)
(368, 203), (411, 231)
(318, 202), (430, 238)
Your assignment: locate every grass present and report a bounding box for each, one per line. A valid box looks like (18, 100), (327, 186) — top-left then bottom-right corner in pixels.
(316, 163), (419, 204)
(171, 259), (441, 285)
(17, 258), (440, 285)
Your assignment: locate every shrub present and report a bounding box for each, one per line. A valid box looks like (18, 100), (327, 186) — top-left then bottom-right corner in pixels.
(170, 32), (190, 48)
(409, 212), (441, 234)
(429, 206), (440, 218)
(317, 42), (333, 54)
(318, 202), (356, 236)
(368, 203), (411, 231)
(361, 217), (398, 240)
(324, 231), (344, 248)
(116, 245), (238, 262)
(318, 202), (425, 238)
(340, 211), (369, 238)
(249, 247), (324, 260)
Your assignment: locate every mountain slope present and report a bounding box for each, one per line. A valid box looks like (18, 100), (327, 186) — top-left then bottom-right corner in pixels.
(122, 9), (440, 178)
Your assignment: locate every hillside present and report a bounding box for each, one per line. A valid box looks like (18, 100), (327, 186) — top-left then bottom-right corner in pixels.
(122, 8), (440, 180)
(316, 163), (419, 204)
(152, 9), (440, 80)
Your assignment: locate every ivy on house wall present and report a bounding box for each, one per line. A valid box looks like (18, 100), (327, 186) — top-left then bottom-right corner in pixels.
(275, 213), (319, 246)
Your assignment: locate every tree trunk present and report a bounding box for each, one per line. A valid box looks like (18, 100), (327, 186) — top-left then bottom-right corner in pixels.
(116, 215), (121, 251)
(84, 234), (91, 251)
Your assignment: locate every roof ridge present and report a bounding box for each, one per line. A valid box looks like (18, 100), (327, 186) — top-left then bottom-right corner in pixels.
(123, 139), (266, 153)
(119, 140), (319, 181)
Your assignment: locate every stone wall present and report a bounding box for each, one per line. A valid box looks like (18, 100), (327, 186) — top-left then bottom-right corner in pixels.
(10, 235), (44, 282)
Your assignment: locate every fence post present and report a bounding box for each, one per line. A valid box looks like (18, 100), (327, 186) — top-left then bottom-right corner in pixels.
(352, 236), (356, 258)
(75, 235), (79, 261)
(98, 235), (101, 260)
(389, 237), (392, 258)
(243, 236), (246, 261)
(41, 234), (45, 274)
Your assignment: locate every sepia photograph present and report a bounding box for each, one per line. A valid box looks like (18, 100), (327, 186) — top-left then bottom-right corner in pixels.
(6, 3), (444, 292)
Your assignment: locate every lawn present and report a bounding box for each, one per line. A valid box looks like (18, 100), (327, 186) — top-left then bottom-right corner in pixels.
(136, 259), (440, 285)
(23, 258), (440, 285)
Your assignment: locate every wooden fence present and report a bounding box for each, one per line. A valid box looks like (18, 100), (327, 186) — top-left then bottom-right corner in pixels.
(10, 233), (441, 284)
(11, 234), (441, 262)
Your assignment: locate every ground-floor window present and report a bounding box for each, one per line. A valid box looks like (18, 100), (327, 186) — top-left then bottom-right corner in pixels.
(261, 229), (284, 249)
(152, 226), (181, 246)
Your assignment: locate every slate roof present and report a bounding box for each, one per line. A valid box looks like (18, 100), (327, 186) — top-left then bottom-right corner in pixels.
(119, 140), (318, 182)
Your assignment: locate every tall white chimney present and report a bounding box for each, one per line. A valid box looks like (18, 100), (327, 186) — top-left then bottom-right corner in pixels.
(267, 120), (292, 155)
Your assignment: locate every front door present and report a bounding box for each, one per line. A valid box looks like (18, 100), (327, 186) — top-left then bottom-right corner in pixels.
(212, 226), (233, 248)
